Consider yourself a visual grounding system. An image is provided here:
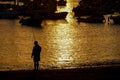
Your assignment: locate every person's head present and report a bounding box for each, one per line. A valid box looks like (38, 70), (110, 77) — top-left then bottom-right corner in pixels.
(34, 41), (38, 45)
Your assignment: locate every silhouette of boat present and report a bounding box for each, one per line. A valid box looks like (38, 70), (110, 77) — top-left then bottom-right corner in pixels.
(110, 15), (120, 24)
(19, 12), (68, 26)
(42, 12), (68, 20)
(24, 0), (57, 16)
(57, 0), (67, 6)
(0, 4), (19, 19)
(103, 12), (120, 24)
(19, 16), (42, 26)
(19, 0), (68, 26)
(19, 0), (56, 26)
(77, 15), (105, 23)
(73, 0), (115, 17)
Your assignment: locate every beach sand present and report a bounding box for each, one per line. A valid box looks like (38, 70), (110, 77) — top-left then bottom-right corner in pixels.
(0, 65), (120, 80)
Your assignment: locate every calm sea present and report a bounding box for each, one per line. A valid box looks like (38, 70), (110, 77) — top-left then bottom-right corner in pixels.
(0, 0), (120, 71)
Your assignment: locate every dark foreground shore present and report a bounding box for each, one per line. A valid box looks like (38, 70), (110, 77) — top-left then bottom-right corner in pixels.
(0, 65), (120, 80)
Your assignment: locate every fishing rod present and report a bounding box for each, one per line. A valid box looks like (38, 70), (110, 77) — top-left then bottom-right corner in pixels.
(31, 28), (36, 41)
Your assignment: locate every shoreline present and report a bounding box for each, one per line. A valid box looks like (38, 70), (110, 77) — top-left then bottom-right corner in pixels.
(0, 65), (120, 80)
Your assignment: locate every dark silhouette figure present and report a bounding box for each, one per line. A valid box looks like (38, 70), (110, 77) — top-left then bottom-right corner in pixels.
(31, 41), (41, 71)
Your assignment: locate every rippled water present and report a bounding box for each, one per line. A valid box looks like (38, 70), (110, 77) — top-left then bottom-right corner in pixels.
(0, 0), (120, 71)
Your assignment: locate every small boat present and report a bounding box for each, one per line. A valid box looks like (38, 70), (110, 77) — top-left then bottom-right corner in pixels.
(0, 4), (19, 19)
(19, 0), (67, 26)
(24, 0), (57, 15)
(104, 12), (120, 24)
(110, 15), (120, 24)
(103, 14), (114, 24)
(77, 15), (105, 23)
(19, 16), (42, 27)
(57, 0), (67, 6)
(42, 12), (68, 20)
(19, 12), (68, 26)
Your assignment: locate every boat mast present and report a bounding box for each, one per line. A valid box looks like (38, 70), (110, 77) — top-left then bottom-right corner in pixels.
(15, 0), (19, 5)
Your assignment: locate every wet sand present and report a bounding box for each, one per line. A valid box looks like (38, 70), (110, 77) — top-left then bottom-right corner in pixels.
(0, 65), (120, 80)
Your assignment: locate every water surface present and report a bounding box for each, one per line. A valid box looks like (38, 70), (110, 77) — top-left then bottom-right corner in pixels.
(0, 0), (120, 71)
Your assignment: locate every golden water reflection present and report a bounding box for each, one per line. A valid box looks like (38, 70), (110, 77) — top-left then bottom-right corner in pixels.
(55, 0), (79, 66)
(41, 0), (120, 68)
(0, 0), (120, 71)
(54, 24), (74, 65)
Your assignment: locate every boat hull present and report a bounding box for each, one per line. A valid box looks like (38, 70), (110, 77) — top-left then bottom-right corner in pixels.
(19, 18), (42, 27)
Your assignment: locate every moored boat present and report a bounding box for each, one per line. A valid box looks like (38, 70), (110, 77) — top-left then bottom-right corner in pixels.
(110, 15), (120, 24)
(103, 12), (120, 24)
(42, 12), (68, 20)
(0, 4), (19, 19)
(19, 15), (43, 27)
(24, 0), (57, 16)
(57, 0), (67, 6)
(19, 0), (68, 26)
(19, 0), (57, 26)
(77, 15), (105, 23)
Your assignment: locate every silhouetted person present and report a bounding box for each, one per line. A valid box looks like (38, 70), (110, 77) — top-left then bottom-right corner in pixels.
(31, 41), (41, 71)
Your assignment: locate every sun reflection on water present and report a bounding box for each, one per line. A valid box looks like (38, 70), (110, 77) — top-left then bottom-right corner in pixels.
(53, 0), (80, 66)
(53, 24), (74, 66)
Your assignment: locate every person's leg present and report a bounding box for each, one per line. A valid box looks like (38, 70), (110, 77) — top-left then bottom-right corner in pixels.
(34, 61), (35, 70)
(34, 61), (37, 70)
(36, 61), (39, 70)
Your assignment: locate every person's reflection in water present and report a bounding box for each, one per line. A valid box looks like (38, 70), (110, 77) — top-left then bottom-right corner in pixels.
(31, 41), (42, 71)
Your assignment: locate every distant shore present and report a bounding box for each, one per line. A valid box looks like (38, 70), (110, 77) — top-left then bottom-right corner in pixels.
(0, 65), (120, 80)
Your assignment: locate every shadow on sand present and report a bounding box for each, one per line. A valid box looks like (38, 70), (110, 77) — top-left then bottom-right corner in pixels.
(0, 65), (120, 80)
